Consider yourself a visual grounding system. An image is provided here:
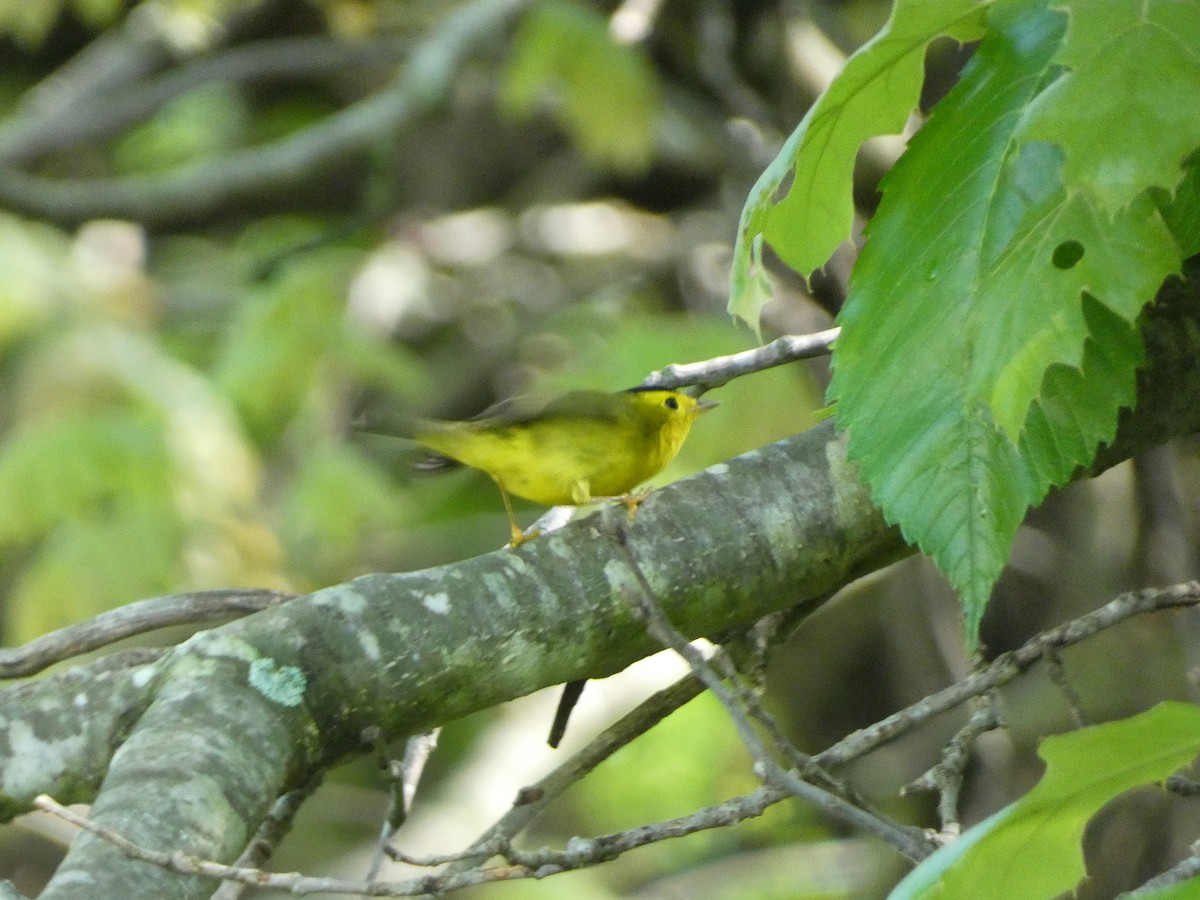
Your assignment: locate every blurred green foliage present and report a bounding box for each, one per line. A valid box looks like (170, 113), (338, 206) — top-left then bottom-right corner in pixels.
(1, 1), (1194, 897)
(502, 1), (661, 173)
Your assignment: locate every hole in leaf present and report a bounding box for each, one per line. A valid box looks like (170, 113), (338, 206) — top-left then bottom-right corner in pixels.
(771, 166), (795, 204)
(1052, 240), (1084, 269)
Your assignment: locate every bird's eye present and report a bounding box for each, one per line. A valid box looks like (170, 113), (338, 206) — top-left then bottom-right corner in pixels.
(665, 396), (679, 410)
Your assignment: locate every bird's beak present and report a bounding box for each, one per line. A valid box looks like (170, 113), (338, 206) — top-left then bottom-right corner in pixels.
(695, 398), (719, 414)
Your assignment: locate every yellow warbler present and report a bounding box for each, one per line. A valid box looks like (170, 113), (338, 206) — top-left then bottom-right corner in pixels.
(407, 387), (717, 545)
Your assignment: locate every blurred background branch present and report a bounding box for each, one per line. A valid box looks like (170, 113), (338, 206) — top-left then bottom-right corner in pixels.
(0, 0), (529, 224)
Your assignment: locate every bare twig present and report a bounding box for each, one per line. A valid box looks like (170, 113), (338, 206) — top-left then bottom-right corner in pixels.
(546, 679), (587, 748)
(444, 603), (819, 878)
(1165, 774), (1200, 797)
(398, 731), (442, 826)
(442, 666), (710, 875)
(814, 583), (1200, 768)
(603, 507), (934, 862)
(370, 729), (442, 878)
(38, 783), (881, 897)
(640, 327), (839, 392)
(0, 588), (294, 679)
(496, 788), (809, 872)
(904, 694), (1003, 837)
(387, 838), (508, 868)
(36, 793), (531, 897)
(39, 791), (798, 897)
(12, 10), (170, 130)
(1044, 647), (1088, 727)
(710, 605), (884, 817)
(211, 773), (326, 900)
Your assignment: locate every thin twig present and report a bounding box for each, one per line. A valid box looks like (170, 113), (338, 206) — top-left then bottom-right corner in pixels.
(495, 788), (806, 871)
(370, 729), (442, 879)
(0, 588), (293, 679)
(602, 507), (934, 862)
(640, 328), (839, 392)
(546, 679), (587, 748)
(39, 791), (792, 897)
(709, 605), (887, 817)
(1165, 774), (1200, 797)
(36, 793), (521, 897)
(903, 694), (1003, 838)
(211, 773), (326, 900)
(1045, 646), (1088, 726)
(814, 583), (1200, 768)
(441, 666), (710, 875)
(442, 604), (819, 881)
(387, 838), (509, 868)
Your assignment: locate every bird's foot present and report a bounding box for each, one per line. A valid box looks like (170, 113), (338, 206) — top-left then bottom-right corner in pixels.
(617, 488), (653, 521)
(507, 524), (541, 548)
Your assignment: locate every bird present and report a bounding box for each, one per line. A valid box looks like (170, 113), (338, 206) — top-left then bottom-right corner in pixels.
(405, 386), (717, 545)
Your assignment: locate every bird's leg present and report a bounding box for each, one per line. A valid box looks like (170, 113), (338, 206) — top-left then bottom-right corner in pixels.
(617, 487), (653, 521)
(497, 482), (538, 547)
(569, 479), (592, 505)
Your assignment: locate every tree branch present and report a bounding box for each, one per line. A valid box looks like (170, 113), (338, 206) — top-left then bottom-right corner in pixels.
(640, 327), (840, 392)
(0, 36), (412, 167)
(0, 0), (529, 226)
(32, 582), (1200, 897)
(0, 588), (293, 679)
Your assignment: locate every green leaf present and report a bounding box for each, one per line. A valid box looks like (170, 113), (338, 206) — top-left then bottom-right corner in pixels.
(889, 702), (1200, 900)
(1019, 0), (1200, 214)
(113, 84), (249, 175)
(977, 144), (1176, 439)
(281, 445), (410, 582)
(0, 0), (62, 46)
(1018, 297), (1142, 487)
(214, 250), (357, 442)
(0, 213), (70, 349)
(830, 2), (1064, 644)
(9, 496), (183, 643)
(0, 412), (173, 548)
(1159, 153), (1200, 258)
(728, 0), (991, 334)
(828, 0), (1181, 646)
(732, 234), (774, 341)
(501, 1), (660, 173)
